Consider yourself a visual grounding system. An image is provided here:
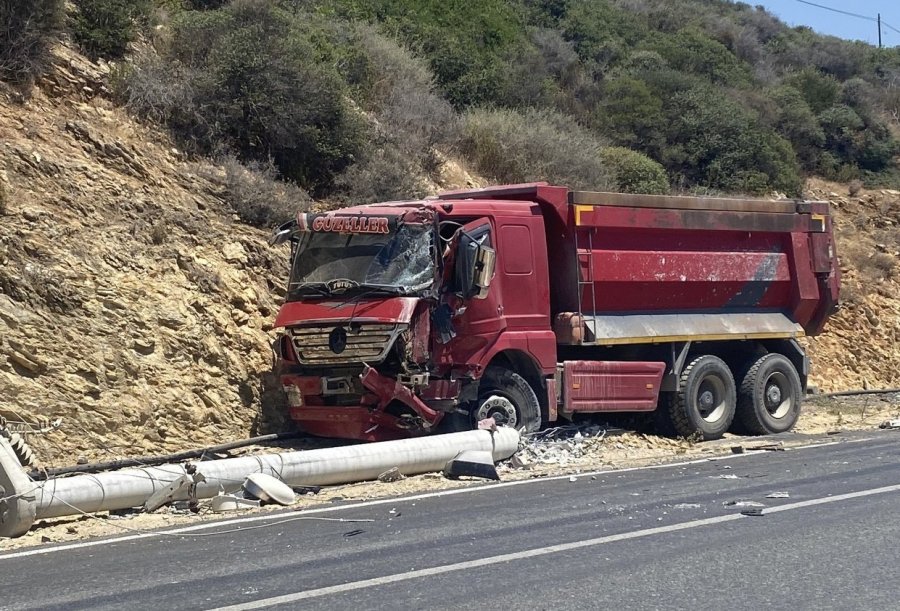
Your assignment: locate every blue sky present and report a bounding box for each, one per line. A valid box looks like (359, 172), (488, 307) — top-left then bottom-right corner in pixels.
(753, 1), (900, 47)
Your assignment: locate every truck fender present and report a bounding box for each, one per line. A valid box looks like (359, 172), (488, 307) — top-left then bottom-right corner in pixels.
(660, 342), (691, 392)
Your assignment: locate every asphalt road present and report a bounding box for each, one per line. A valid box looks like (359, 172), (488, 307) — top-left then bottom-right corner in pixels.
(3, 432), (900, 610)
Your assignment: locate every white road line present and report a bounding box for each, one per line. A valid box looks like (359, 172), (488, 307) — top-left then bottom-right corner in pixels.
(210, 482), (900, 611)
(0, 436), (863, 560)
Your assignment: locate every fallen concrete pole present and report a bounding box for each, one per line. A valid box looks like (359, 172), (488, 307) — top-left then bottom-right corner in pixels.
(0, 437), (37, 538)
(32, 428), (520, 521)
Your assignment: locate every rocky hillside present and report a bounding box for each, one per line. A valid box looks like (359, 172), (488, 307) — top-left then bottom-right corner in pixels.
(0, 45), (897, 467)
(805, 179), (900, 392)
(0, 46), (294, 465)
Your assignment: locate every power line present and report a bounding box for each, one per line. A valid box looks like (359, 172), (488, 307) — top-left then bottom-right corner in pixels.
(794, 0), (899, 47)
(794, 0), (876, 23)
(881, 20), (900, 36)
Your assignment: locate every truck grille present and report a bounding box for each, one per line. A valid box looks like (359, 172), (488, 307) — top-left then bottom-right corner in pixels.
(289, 323), (404, 365)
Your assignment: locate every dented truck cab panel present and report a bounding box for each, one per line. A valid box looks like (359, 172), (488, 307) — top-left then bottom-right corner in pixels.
(273, 199), (557, 440)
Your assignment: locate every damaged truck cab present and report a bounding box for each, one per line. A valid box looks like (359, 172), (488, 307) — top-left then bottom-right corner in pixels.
(271, 183), (839, 442)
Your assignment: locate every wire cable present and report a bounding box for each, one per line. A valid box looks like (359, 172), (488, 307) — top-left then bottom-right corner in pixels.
(794, 0), (876, 22)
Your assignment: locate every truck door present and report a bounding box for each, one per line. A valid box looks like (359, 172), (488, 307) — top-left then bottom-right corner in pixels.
(439, 219), (506, 362)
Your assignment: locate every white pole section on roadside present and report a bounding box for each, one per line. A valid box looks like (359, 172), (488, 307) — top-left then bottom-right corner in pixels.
(33, 428), (520, 520)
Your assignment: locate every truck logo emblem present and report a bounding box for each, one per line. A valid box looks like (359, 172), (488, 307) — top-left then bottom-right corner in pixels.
(329, 326), (347, 354)
(326, 279), (358, 294)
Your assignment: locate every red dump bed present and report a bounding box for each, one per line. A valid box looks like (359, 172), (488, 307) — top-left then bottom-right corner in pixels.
(439, 183), (839, 342)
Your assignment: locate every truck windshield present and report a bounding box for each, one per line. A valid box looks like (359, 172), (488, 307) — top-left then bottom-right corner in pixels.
(289, 223), (435, 297)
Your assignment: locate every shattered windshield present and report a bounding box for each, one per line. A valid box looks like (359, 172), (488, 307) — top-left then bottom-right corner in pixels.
(289, 223), (435, 297)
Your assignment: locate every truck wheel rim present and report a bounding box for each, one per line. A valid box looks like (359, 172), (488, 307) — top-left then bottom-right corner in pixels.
(763, 372), (792, 419)
(476, 395), (518, 428)
(697, 377), (726, 422)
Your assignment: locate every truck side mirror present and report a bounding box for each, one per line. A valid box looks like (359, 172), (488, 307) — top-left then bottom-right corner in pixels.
(472, 245), (496, 299)
(455, 224), (494, 300)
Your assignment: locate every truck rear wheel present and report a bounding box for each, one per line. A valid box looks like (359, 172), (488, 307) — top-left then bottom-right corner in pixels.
(668, 355), (736, 440)
(736, 354), (802, 435)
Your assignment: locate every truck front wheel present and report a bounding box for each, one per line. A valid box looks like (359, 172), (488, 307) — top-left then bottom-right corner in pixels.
(668, 355), (736, 440)
(473, 368), (542, 433)
(736, 354), (802, 435)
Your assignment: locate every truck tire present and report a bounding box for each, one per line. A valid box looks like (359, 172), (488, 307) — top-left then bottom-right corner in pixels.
(668, 355), (736, 440)
(736, 353), (802, 435)
(475, 368), (542, 433)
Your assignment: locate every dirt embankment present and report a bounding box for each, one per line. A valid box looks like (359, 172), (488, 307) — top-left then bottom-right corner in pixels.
(0, 46), (292, 466)
(804, 178), (900, 392)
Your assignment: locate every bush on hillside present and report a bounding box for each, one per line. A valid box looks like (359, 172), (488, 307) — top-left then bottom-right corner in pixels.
(338, 23), (458, 173)
(497, 27), (584, 109)
(123, 1), (366, 195)
(597, 147), (668, 194)
(768, 86), (825, 169)
(785, 67), (839, 114)
(327, 0), (535, 109)
(664, 87), (802, 195)
(458, 108), (613, 191)
(221, 157), (310, 228)
(645, 27), (752, 86)
(72, 0), (152, 59)
(561, 0), (647, 70)
(333, 139), (428, 204)
(112, 49), (195, 124)
(0, 0), (64, 86)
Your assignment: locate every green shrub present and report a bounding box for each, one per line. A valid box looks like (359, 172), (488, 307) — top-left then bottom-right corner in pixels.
(645, 28), (752, 86)
(785, 67), (839, 114)
(593, 76), (665, 151)
(333, 139), (427, 204)
(125, 1), (366, 195)
(768, 85), (824, 169)
(186, 0), (228, 8)
(72, 0), (152, 59)
(561, 0), (647, 69)
(663, 87), (802, 195)
(0, 0), (64, 86)
(598, 147), (669, 194)
(221, 157), (311, 228)
(324, 0), (535, 109)
(338, 23), (458, 172)
(458, 108), (613, 190)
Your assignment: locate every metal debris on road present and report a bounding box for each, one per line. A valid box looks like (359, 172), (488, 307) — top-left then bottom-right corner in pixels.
(143, 471), (205, 513)
(210, 494), (261, 513)
(878, 419), (900, 429)
(293, 485), (322, 496)
(443, 450), (500, 481)
(243, 473), (296, 506)
(724, 500), (765, 508)
(765, 491), (790, 498)
(731, 441), (785, 453)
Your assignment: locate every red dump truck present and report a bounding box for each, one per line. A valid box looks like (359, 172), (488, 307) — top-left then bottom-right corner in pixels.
(270, 183), (839, 442)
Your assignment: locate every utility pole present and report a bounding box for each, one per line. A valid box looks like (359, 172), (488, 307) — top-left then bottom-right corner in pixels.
(878, 13), (882, 48)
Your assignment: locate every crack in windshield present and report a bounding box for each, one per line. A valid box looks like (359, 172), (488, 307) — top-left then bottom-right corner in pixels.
(288, 223), (435, 298)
